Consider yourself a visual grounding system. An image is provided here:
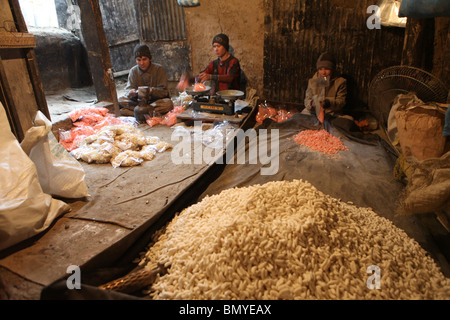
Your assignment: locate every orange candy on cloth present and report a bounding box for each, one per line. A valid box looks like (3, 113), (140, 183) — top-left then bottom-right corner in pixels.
(256, 104), (294, 124)
(59, 107), (124, 151)
(146, 106), (186, 127)
(292, 129), (349, 158)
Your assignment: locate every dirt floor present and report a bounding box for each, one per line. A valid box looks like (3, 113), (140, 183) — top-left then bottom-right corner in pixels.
(45, 78), (128, 124)
(45, 78), (182, 124)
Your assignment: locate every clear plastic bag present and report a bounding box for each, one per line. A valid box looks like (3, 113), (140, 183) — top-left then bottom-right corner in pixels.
(379, 0), (407, 28)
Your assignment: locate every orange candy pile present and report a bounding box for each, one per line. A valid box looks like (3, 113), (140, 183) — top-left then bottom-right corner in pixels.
(293, 129), (349, 157)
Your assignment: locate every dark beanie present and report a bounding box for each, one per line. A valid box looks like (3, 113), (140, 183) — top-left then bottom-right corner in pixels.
(134, 44), (152, 59)
(316, 52), (336, 70)
(212, 33), (229, 51)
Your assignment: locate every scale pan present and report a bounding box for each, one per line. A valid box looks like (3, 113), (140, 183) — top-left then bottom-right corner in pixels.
(185, 85), (211, 96)
(216, 90), (245, 100)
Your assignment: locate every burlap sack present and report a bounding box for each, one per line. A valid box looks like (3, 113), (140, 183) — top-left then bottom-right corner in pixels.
(399, 152), (450, 215)
(395, 104), (447, 161)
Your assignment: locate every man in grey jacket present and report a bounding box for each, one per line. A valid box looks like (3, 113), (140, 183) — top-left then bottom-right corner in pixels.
(119, 44), (171, 115)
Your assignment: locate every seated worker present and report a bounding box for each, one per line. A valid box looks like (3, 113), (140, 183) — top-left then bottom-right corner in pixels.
(304, 52), (347, 120)
(197, 33), (242, 95)
(119, 44), (171, 115)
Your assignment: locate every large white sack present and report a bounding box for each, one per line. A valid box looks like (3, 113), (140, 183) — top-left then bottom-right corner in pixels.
(0, 102), (69, 251)
(24, 111), (89, 199)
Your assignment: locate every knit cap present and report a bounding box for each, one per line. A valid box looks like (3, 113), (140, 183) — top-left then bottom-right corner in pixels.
(316, 52), (336, 70)
(134, 44), (152, 60)
(212, 33), (230, 51)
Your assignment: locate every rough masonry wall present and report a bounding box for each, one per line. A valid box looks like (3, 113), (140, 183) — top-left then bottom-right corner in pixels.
(182, 0), (265, 96)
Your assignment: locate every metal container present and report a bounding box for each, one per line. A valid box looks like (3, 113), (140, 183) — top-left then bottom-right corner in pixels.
(138, 86), (150, 100)
(216, 90), (245, 100)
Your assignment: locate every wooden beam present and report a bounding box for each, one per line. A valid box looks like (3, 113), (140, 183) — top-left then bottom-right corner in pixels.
(9, 0), (51, 121)
(433, 18), (450, 89)
(0, 55), (23, 141)
(77, 0), (120, 116)
(401, 18), (435, 71)
(113, 70), (130, 78)
(108, 35), (139, 48)
(0, 32), (36, 48)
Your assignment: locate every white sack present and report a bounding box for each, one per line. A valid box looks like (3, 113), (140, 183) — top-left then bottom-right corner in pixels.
(25, 111), (89, 199)
(0, 102), (69, 251)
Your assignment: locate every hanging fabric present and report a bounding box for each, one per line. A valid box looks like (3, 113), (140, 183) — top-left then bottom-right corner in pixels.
(177, 0), (200, 7)
(399, 0), (450, 18)
(378, 0), (407, 28)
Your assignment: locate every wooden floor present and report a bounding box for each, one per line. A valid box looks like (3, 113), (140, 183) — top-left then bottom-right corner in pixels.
(0, 97), (257, 299)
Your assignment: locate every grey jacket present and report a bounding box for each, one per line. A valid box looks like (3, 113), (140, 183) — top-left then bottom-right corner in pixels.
(304, 72), (347, 114)
(126, 63), (169, 100)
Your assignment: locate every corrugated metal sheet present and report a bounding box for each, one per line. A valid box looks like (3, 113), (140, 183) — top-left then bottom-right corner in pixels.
(100, 0), (139, 43)
(98, 0), (190, 77)
(138, 0), (187, 42)
(264, 0), (406, 107)
(99, 0), (139, 72)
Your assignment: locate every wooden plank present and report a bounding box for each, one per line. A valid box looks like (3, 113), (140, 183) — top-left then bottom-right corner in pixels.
(0, 48), (39, 140)
(0, 125), (212, 286)
(113, 70), (129, 78)
(0, 56), (23, 141)
(0, 0), (51, 138)
(25, 48), (51, 121)
(107, 35), (140, 48)
(8, 0), (52, 121)
(0, 32), (36, 48)
(0, 217), (130, 286)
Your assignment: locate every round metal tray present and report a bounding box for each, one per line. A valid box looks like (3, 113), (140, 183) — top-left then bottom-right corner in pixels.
(216, 90), (245, 100)
(185, 85), (211, 96)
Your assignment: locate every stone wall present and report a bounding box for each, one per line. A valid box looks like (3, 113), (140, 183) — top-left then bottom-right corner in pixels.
(183, 0), (265, 96)
(30, 27), (91, 93)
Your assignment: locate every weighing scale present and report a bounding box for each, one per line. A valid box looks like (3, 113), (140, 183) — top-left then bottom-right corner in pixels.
(186, 86), (245, 116)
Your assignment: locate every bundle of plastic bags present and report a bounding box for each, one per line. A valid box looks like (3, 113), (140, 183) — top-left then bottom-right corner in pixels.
(59, 107), (124, 151)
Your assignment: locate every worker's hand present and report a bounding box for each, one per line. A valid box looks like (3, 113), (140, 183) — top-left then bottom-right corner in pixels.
(127, 89), (138, 98)
(319, 100), (325, 109)
(177, 74), (190, 91)
(320, 100), (331, 109)
(310, 95), (318, 108)
(198, 72), (211, 83)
